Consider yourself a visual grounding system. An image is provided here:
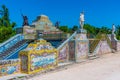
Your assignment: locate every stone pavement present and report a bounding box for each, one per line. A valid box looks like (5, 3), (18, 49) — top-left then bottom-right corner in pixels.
(28, 52), (120, 80)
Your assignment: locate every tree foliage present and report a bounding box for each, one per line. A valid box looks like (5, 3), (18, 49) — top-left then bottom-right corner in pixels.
(59, 24), (120, 40)
(116, 25), (120, 40)
(0, 5), (16, 43)
(59, 26), (69, 33)
(72, 25), (78, 32)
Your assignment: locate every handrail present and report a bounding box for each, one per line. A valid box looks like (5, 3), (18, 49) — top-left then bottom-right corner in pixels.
(57, 31), (76, 50)
(4, 43), (28, 60)
(0, 40), (27, 60)
(107, 34), (111, 41)
(89, 40), (100, 53)
(0, 34), (24, 53)
(0, 34), (23, 47)
(89, 32), (102, 53)
(90, 33), (113, 53)
(105, 34), (112, 49)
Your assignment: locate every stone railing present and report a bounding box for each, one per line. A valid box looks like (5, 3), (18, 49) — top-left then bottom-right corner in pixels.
(0, 34), (24, 53)
(89, 32), (101, 53)
(105, 34), (112, 49)
(57, 32), (76, 50)
(89, 39), (100, 53)
(4, 42), (28, 60)
(57, 32), (76, 62)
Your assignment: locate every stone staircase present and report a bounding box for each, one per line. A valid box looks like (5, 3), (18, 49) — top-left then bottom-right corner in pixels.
(48, 40), (65, 48)
(89, 39), (100, 53)
(0, 40), (28, 60)
(105, 34), (112, 49)
(89, 32), (102, 53)
(89, 33), (112, 59)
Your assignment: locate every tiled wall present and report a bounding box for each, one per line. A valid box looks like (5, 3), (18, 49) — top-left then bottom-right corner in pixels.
(76, 41), (89, 61)
(58, 43), (69, 62)
(117, 41), (120, 51)
(0, 59), (20, 77)
(95, 41), (111, 55)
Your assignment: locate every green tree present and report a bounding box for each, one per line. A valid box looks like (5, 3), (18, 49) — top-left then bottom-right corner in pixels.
(68, 28), (73, 33)
(59, 26), (69, 33)
(116, 25), (120, 40)
(84, 24), (98, 35)
(0, 5), (16, 43)
(1, 5), (10, 27)
(72, 25), (78, 32)
(0, 5), (16, 28)
(100, 26), (111, 34)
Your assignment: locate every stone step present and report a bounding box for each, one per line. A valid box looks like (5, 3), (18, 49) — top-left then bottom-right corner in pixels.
(88, 54), (99, 60)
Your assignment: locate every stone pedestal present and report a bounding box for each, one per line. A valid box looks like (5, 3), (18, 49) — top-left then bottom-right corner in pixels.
(23, 26), (36, 40)
(75, 29), (89, 62)
(111, 34), (117, 50)
(76, 29), (87, 40)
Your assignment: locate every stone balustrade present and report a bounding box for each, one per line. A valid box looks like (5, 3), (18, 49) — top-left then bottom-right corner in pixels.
(0, 34), (24, 53)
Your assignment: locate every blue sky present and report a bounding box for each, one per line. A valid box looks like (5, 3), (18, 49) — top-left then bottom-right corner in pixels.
(0, 0), (120, 28)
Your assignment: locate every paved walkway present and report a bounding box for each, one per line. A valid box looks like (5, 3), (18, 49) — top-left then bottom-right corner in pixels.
(29, 52), (120, 80)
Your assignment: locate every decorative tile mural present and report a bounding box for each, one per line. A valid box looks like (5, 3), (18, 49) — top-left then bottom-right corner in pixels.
(0, 59), (20, 77)
(117, 41), (120, 51)
(76, 41), (89, 61)
(58, 44), (69, 62)
(30, 53), (56, 72)
(96, 41), (111, 55)
(19, 39), (58, 74)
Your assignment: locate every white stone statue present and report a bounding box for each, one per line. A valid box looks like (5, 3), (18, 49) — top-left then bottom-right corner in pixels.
(111, 24), (118, 41)
(112, 24), (115, 34)
(80, 12), (85, 29)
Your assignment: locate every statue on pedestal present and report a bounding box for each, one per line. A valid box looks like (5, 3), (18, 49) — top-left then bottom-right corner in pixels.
(22, 14), (29, 26)
(55, 21), (60, 28)
(111, 24), (118, 41)
(112, 24), (115, 34)
(80, 12), (85, 29)
(111, 24), (118, 51)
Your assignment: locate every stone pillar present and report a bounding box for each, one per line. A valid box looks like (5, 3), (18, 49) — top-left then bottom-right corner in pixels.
(75, 29), (89, 62)
(111, 34), (117, 51)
